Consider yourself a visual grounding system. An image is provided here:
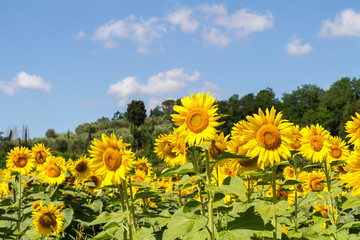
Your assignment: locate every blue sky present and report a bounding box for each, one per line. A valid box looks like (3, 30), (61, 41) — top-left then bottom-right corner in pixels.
(1, 1), (360, 138)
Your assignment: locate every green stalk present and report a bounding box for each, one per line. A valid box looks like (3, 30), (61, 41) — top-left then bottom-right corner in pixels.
(205, 150), (214, 240)
(17, 174), (22, 240)
(247, 176), (252, 203)
(122, 179), (135, 238)
(293, 155), (299, 232)
(323, 159), (338, 239)
(119, 185), (128, 240)
(272, 163), (278, 240)
(128, 179), (137, 233)
(190, 146), (206, 216)
(177, 174), (182, 207)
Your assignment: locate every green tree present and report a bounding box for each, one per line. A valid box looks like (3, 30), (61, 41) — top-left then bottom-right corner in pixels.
(126, 100), (147, 150)
(45, 128), (57, 138)
(161, 99), (175, 115)
(112, 111), (125, 120)
(150, 106), (163, 117)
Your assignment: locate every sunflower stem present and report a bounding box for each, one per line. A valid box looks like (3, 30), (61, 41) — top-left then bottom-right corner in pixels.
(205, 150), (215, 240)
(323, 159), (338, 239)
(122, 179), (135, 239)
(177, 174), (182, 207)
(128, 178), (137, 233)
(293, 155), (298, 232)
(119, 184), (129, 240)
(272, 163), (278, 240)
(191, 146), (205, 216)
(17, 174), (22, 240)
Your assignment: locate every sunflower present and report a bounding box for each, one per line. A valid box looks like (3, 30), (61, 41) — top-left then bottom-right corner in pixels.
(231, 120), (246, 141)
(89, 133), (135, 186)
(157, 177), (173, 193)
(345, 112), (360, 149)
(0, 169), (10, 198)
(32, 143), (51, 167)
(70, 156), (91, 180)
(171, 92), (222, 146)
(231, 157), (259, 175)
(208, 132), (229, 160)
(241, 107), (293, 168)
(283, 166), (299, 180)
(304, 170), (326, 193)
(31, 203), (64, 237)
(327, 136), (349, 163)
(6, 146), (34, 176)
(341, 151), (360, 196)
(299, 124), (331, 163)
(266, 184), (295, 206)
(32, 200), (43, 212)
(154, 131), (186, 167)
(84, 174), (102, 192)
(39, 156), (66, 185)
(134, 157), (153, 176)
(313, 203), (328, 218)
(289, 125), (302, 150)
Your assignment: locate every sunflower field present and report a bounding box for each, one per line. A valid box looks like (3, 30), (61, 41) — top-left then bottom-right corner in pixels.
(2, 92), (360, 240)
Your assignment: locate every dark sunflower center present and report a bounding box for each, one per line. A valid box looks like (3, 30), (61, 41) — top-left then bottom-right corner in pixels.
(310, 178), (324, 191)
(310, 135), (323, 152)
(138, 163), (148, 175)
(75, 161), (88, 173)
(257, 124), (281, 150)
(40, 212), (57, 229)
(36, 151), (47, 164)
(238, 157), (258, 167)
(164, 142), (176, 159)
(47, 164), (61, 178)
(15, 156), (28, 168)
(88, 176), (100, 189)
(103, 148), (122, 171)
(330, 146), (342, 159)
(186, 109), (209, 134)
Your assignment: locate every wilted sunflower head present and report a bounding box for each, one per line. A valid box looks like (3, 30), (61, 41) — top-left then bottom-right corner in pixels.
(31, 203), (64, 237)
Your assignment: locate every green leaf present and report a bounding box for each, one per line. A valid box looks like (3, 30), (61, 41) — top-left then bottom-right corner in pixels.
(62, 207), (74, 229)
(183, 200), (202, 213)
(86, 211), (129, 226)
(330, 160), (346, 167)
(218, 152), (249, 160)
(278, 161), (291, 166)
(342, 197), (360, 211)
(86, 200), (103, 213)
(199, 142), (211, 150)
(278, 179), (303, 186)
(228, 210), (274, 231)
(160, 163), (195, 177)
(337, 221), (360, 232)
(240, 169), (268, 177)
(130, 181), (152, 188)
(255, 200), (290, 220)
(179, 175), (200, 185)
(134, 227), (156, 240)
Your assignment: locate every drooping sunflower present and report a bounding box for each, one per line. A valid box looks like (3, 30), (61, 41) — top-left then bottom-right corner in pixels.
(345, 112), (360, 149)
(32, 143), (51, 168)
(38, 156), (66, 185)
(89, 133), (135, 186)
(208, 132), (230, 160)
(134, 157), (153, 176)
(241, 107), (294, 168)
(31, 203), (64, 237)
(171, 92), (222, 146)
(299, 124), (331, 163)
(341, 151), (360, 196)
(327, 136), (349, 163)
(304, 170), (326, 193)
(6, 146), (35, 176)
(84, 174), (102, 192)
(313, 203), (328, 218)
(70, 156), (91, 180)
(154, 130), (186, 167)
(289, 125), (302, 151)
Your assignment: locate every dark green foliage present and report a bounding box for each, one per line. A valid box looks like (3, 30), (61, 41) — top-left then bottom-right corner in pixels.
(45, 128), (57, 138)
(112, 111), (125, 120)
(150, 106), (164, 117)
(126, 100), (147, 127)
(162, 99), (175, 115)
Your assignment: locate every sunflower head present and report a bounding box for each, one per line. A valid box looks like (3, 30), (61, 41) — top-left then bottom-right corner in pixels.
(327, 136), (349, 163)
(313, 203), (328, 217)
(70, 156), (91, 180)
(283, 166), (300, 180)
(299, 124), (331, 163)
(32, 143), (50, 166)
(242, 107), (293, 168)
(345, 112), (360, 149)
(89, 133), (135, 186)
(289, 125), (302, 150)
(341, 151), (360, 196)
(134, 157), (153, 176)
(84, 174), (102, 192)
(6, 146), (34, 176)
(231, 120), (246, 141)
(31, 203), (64, 237)
(305, 171), (326, 192)
(171, 92), (222, 146)
(208, 132), (229, 160)
(32, 200), (43, 212)
(39, 156), (66, 185)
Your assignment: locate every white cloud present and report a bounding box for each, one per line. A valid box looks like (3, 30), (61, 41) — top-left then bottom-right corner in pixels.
(83, 98), (100, 108)
(203, 27), (229, 47)
(198, 4), (227, 17)
(286, 37), (313, 56)
(166, 8), (199, 32)
(0, 72), (51, 95)
(214, 8), (274, 37)
(148, 97), (162, 111)
(73, 31), (85, 40)
(93, 15), (165, 48)
(137, 47), (149, 54)
(319, 9), (360, 37)
(107, 68), (200, 107)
